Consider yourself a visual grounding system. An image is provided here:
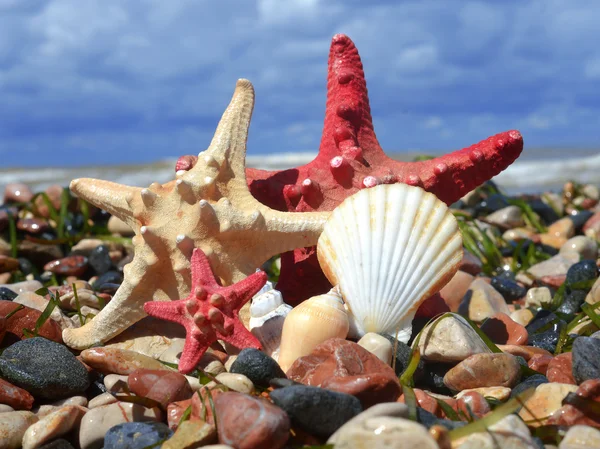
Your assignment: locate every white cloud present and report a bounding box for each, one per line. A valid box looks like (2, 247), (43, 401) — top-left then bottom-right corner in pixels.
(1, 0), (600, 165)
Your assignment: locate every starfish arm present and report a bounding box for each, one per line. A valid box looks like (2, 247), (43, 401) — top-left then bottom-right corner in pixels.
(254, 207), (330, 257)
(222, 269), (268, 312)
(187, 79), (255, 188)
(219, 319), (262, 351)
(70, 178), (140, 229)
(407, 130), (524, 205)
(190, 248), (221, 288)
(178, 331), (212, 374)
(62, 253), (153, 349)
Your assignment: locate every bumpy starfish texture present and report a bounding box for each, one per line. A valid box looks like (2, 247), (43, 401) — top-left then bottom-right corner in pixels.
(177, 34), (524, 305)
(144, 248), (266, 373)
(63, 80), (330, 349)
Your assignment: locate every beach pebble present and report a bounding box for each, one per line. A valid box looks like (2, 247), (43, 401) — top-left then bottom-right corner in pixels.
(0, 255), (19, 274)
(525, 287), (553, 309)
(87, 244), (113, 275)
(103, 374), (130, 394)
(104, 422), (173, 449)
(88, 392), (118, 409)
(456, 386), (511, 402)
(397, 389), (441, 416)
(270, 385), (362, 439)
(459, 250), (482, 275)
(36, 396), (89, 418)
(511, 374), (548, 399)
(79, 402), (163, 449)
(527, 254), (579, 279)
(357, 332), (393, 364)
(573, 336), (600, 383)
(443, 353), (521, 391)
(17, 218), (50, 235)
(0, 301), (62, 344)
(44, 255), (88, 277)
(327, 402), (409, 444)
(479, 312), (528, 345)
(14, 291), (75, 331)
(161, 421), (216, 449)
(0, 286), (17, 301)
(0, 411), (38, 449)
(37, 439), (75, 449)
(485, 205), (524, 228)
(503, 227), (537, 242)
(490, 276), (527, 302)
(528, 354), (553, 375)
(519, 382), (578, 426)
(3, 183), (33, 203)
(456, 391), (491, 418)
(559, 425), (600, 449)
(547, 379), (600, 428)
(91, 270), (123, 291)
(417, 313), (492, 362)
(439, 271), (474, 312)
(511, 308), (534, 326)
(548, 217), (576, 239)
(583, 211), (600, 239)
(458, 278), (510, 323)
(453, 414), (535, 448)
(547, 353), (576, 385)
(107, 216), (135, 237)
(566, 259), (599, 286)
(560, 236), (598, 260)
(209, 372), (254, 394)
(556, 289), (587, 317)
(0, 377), (34, 410)
(499, 344), (553, 361)
(80, 347), (170, 375)
(0, 280), (44, 295)
(333, 416), (438, 449)
(22, 405), (86, 449)
(128, 369), (193, 408)
(380, 334), (424, 378)
(286, 338), (401, 407)
(214, 391), (290, 449)
(0, 337), (90, 400)
(229, 348), (285, 388)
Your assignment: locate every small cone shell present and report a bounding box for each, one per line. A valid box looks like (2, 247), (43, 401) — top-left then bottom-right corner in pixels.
(278, 288), (349, 372)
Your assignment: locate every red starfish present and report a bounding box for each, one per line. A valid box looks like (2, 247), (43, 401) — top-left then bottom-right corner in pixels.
(143, 248), (267, 374)
(176, 34), (523, 305)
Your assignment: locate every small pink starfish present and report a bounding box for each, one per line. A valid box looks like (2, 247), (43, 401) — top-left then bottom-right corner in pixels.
(143, 248), (267, 374)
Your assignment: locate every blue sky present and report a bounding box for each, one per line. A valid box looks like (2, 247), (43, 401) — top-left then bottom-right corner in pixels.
(1, 0), (599, 167)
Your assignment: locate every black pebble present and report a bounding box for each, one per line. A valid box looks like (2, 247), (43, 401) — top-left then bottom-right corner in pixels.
(0, 287), (17, 301)
(269, 378), (301, 389)
(556, 289), (587, 317)
(38, 439), (76, 449)
(18, 258), (35, 276)
(491, 276), (527, 302)
(416, 408), (466, 430)
(528, 325), (562, 353)
(510, 374), (548, 398)
(566, 260), (599, 287)
(92, 270), (124, 290)
(380, 334), (425, 381)
(417, 362), (454, 395)
(229, 348), (286, 388)
(528, 199), (560, 225)
(0, 337), (90, 399)
(88, 245), (113, 275)
(572, 336), (600, 384)
(270, 385), (362, 439)
(567, 210), (594, 232)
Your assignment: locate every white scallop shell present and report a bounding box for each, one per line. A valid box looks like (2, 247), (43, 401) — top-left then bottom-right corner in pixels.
(317, 184), (463, 343)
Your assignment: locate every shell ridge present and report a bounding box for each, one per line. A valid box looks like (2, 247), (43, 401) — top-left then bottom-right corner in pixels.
(356, 191), (373, 332)
(372, 186), (388, 329)
(379, 185), (410, 328)
(383, 189), (430, 329)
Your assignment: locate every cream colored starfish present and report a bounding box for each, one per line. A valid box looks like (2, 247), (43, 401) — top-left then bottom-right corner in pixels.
(63, 79), (330, 349)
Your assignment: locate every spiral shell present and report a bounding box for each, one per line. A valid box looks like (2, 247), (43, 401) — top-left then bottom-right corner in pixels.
(277, 287), (349, 371)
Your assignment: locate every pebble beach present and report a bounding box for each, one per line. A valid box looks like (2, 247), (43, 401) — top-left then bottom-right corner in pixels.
(1, 173), (600, 449)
